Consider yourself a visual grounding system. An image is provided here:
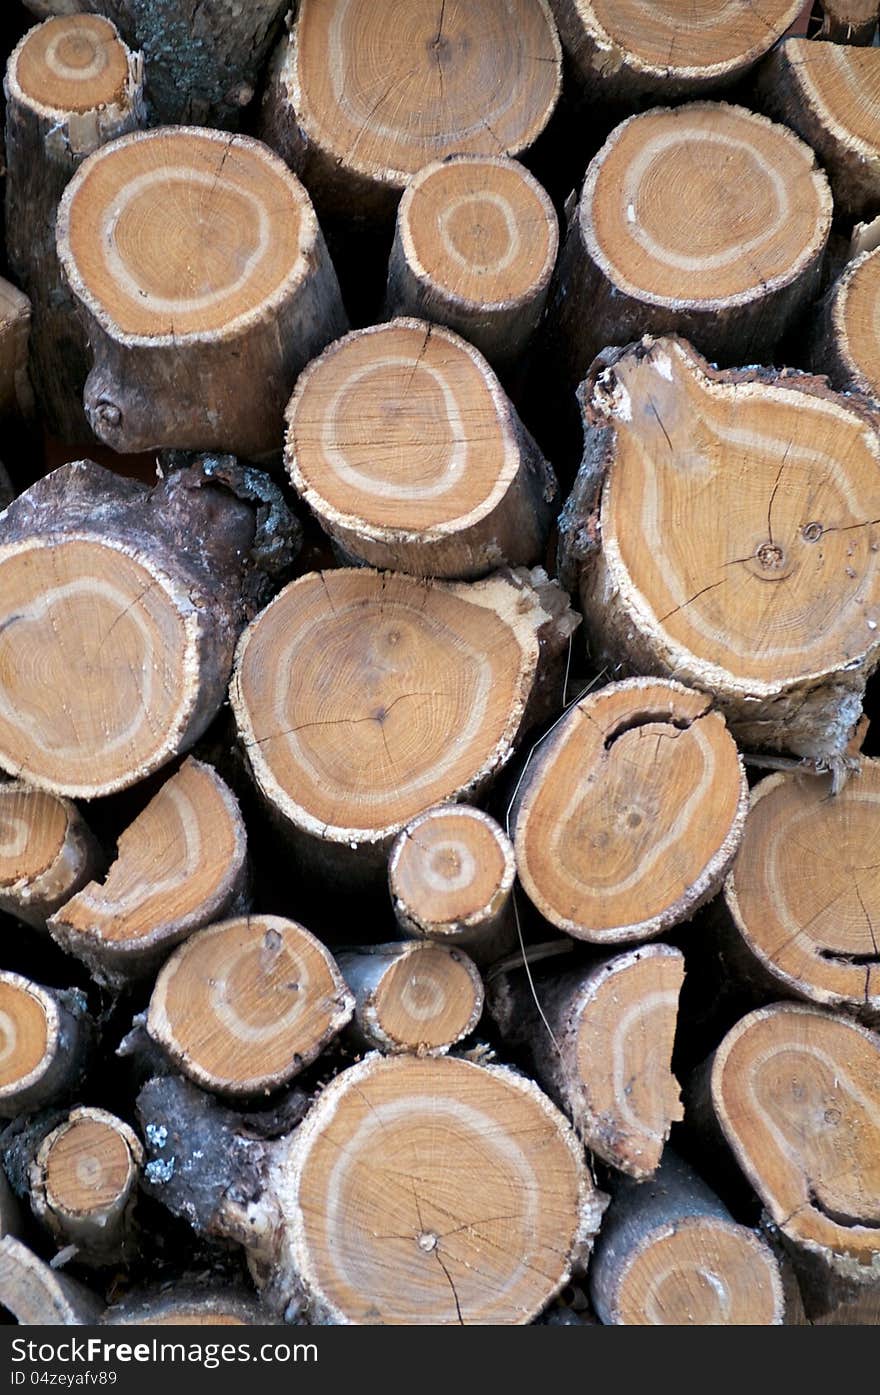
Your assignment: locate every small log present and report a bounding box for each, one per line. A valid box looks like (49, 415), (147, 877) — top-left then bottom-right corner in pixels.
(559, 336), (880, 765)
(388, 804), (517, 965)
(0, 973), (92, 1119)
(709, 1002), (880, 1289)
(0, 783), (100, 931)
(284, 319), (557, 579)
(384, 156), (558, 373)
(56, 126), (347, 458)
(0, 1235), (103, 1324)
(29, 1106), (142, 1265)
(588, 1151), (785, 1325)
(0, 459), (290, 798)
(260, 0), (561, 222)
(104, 1285), (272, 1325)
(0, 278), (32, 422)
(550, 103), (831, 385)
(757, 39), (880, 222)
(231, 565), (579, 884)
(48, 758), (248, 987)
(723, 764), (880, 1025)
(338, 942), (484, 1056)
(510, 677), (746, 944)
(4, 13), (145, 441)
(812, 245), (880, 403)
(549, 0), (806, 100)
(146, 916), (354, 1098)
(817, 0), (878, 43)
(490, 944), (684, 1179)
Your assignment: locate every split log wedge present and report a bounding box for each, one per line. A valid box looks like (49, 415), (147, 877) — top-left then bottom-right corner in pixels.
(56, 126), (347, 457)
(813, 245), (880, 403)
(0, 1236), (103, 1324)
(231, 566), (579, 883)
(384, 157), (558, 373)
(0, 973), (92, 1119)
(285, 320), (557, 579)
(757, 40), (880, 222)
(48, 758), (248, 987)
(549, 0), (805, 100)
(723, 764), (880, 1024)
(260, 0), (561, 221)
(559, 336), (880, 764)
(490, 944), (684, 1178)
(338, 942), (483, 1056)
(4, 14), (145, 441)
(551, 103), (831, 384)
(388, 805), (517, 965)
(0, 784), (100, 931)
(588, 1151), (785, 1325)
(146, 916), (354, 1098)
(510, 677), (746, 944)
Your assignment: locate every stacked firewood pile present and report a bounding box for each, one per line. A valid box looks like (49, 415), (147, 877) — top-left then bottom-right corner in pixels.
(0, 0), (879, 1328)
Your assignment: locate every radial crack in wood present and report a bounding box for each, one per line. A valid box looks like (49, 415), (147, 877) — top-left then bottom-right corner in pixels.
(550, 103), (831, 384)
(146, 915), (354, 1098)
(285, 319), (557, 578)
(230, 566), (578, 884)
(260, 0), (561, 222)
(0, 973), (93, 1119)
(56, 126), (347, 457)
(388, 804), (517, 964)
(30, 1106), (142, 1266)
(338, 941), (484, 1055)
(0, 784), (100, 931)
(384, 157), (558, 371)
(588, 1151), (785, 1325)
(559, 336), (880, 763)
(48, 758), (248, 987)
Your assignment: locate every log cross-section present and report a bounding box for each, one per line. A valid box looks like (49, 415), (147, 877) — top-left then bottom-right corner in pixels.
(0, 783), (100, 931)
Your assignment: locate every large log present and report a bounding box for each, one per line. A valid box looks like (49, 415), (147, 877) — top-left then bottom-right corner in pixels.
(260, 0), (561, 222)
(559, 336), (880, 767)
(56, 126), (347, 457)
(4, 14), (145, 441)
(230, 566), (579, 884)
(550, 103), (831, 386)
(285, 319), (557, 578)
(0, 783), (101, 931)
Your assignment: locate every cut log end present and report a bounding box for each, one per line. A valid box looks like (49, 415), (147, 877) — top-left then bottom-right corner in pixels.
(49, 758), (247, 985)
(0, 975), (91, 1119)
(726, 763), (880, 1021)
(339, 942), (484, 1054)
(821, 245), (880, 402)
(146, 915), (354, 1097)
(512, 677), (746, 943)
(389, 804), (516, 963)
(565, 336), (880, 762)
(285, 319), (556, 578)
(818, 0), (879, 45)
(711, 1002), (880, 1282)
(0, 784), (99, 930)
(273, 1053), (606, 1324)
(32, 1106), (142, 1262)
(10, 14), (134, 118)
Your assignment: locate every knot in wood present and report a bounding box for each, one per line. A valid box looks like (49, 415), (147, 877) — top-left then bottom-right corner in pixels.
(756, 541), (786, 571)
(417, 1231), (438, 1252)
(94, 400), (121, 429)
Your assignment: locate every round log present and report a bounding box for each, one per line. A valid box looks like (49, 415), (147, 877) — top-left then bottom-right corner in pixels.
(285, 319), (557, 578)
(813, 245), (880, 403)
(551, 102), (831, 385)
(384, 156), (558, 372)
(559, 335), (880, 765)
(0, 460), (277, 799)
(0, 783), (100, 931)
(724, 763), (880, 1024)
(0, 1235), (103, 1324)
(511, 677), (746, 944)
(146, 915), (354, 1098)
(231, 566), (578, 883)
(711, 1001), (880, 1285)
(757, 39), (880, 222)
(817, 0), (878, 43)
(104, 1286), (272, 1325)
(588, 1151), (785, 1325)
(338, 941), (484, 1055)
(549, 0), (806, 100)
(0, 973), (92, 1119)
(30, 1106), (142, 1265)
(267, 1053), (607, 1324)
(48, 758), (248, 987)
(260, 0), (561, 222)
(388, 804), (516, 964)
(56, 126), (347, 458)
(4, 13), (145, 441)
(490, 944), (684, 1178)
